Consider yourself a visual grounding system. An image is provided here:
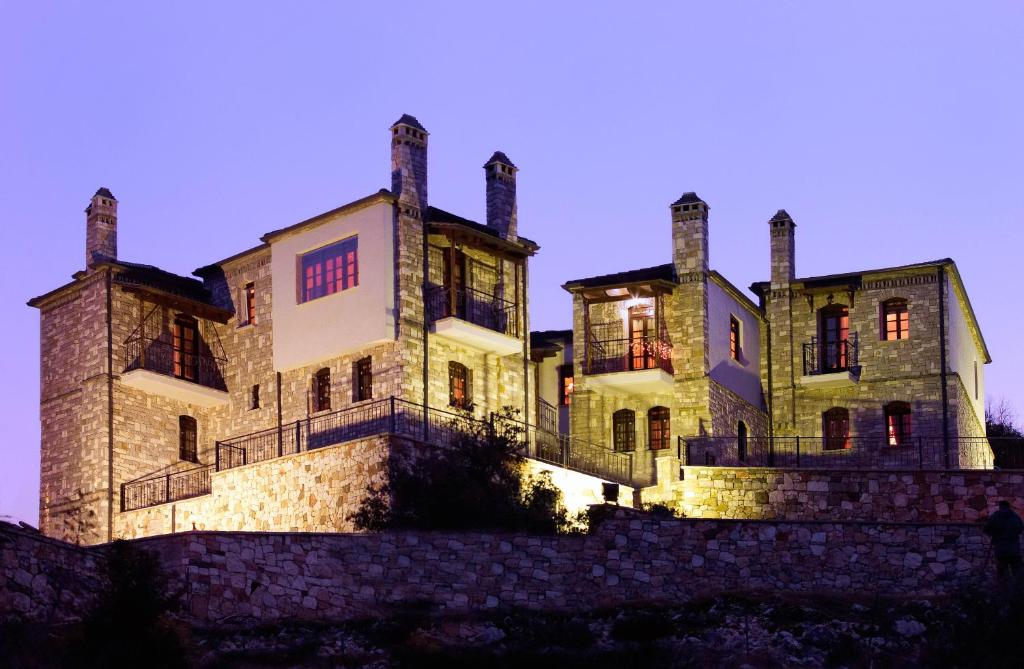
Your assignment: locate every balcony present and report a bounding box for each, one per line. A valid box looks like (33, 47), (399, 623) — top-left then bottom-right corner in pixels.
(427, 285), (522, 355)
(800, 333), (860, 389)
(584, 335), (674, 394)
(121, 337), (229, 407)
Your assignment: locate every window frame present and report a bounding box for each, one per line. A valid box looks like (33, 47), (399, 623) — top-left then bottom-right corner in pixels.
(823, 407), (850, 451)
(179, 415), (198, 463)
(648, 406), (670, 451)
(881, 298), (909, 341)
(884, 401), (912, 448)
(612, 409), (636, 452)
(313, 367), (331, 413)
(242, 282), (256, 325)
(449, 361), (471, 410)
(558, 363), (574, 406)
(737, 420), (748, 462)
(298, 236), (359, 304)
(250, 384), (260, 410)
(729, 315), (741, 361)
(354, 357), (373, 402)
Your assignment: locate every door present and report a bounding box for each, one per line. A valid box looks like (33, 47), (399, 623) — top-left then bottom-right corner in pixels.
(628, 305), (655, 370)
(442, 248), (467, 319)
(820, 305), (849, 372)
(172, 318), (198, 382)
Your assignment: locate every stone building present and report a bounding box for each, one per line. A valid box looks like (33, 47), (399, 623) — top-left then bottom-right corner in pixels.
(552, 195), (992, 484)
(29, 115), (538, 544)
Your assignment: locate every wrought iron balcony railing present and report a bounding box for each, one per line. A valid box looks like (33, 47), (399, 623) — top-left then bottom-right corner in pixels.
(585, 335), (673, 375)
(802, 333), (859, 376)
(426, 285), (519, 338)
(124, 337), (227, 391)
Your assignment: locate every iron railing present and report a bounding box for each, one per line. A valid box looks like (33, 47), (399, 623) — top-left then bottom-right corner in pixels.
(121, 464), (213, 511)
(426, 285), (520, 338)
(680, 434), (1001, 470)
(585, 335), (673, 375)
(803, 333), (859, 376)
(124, 337), (227, 391)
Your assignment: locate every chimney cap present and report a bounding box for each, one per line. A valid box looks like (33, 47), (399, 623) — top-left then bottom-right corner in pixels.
(93, 187), (116, 200)
(391, 114), (428, 133)
(484, 151), (516, 169)
(769, 209), (794, 224)
(671, 192), (705, 207)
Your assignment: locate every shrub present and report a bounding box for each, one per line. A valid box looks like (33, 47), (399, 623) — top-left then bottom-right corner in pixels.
(350, 409), (569, 534)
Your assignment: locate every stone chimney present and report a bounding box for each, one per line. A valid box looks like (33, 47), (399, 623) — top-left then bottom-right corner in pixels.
(769, 209), (796, 286)
(484, 151), (517, 240)
(390, 114), (428, 219)
(670, 192), (709, 276)
(86, 187), (117, 268)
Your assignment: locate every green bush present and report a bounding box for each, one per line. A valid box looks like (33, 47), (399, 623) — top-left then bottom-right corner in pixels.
(350, 409), (569, 534)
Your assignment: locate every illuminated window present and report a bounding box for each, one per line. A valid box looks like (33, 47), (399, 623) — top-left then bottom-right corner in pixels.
(648, 406), (670, 450)
(884, 402), (911, 447)
(558, 364), (573, 406)
(313, 368), (331, 412)
(881, 299), (909, 341)
(172, 317), (198, 382)
(355, 357), (373, 402)
(449, 361), (471, 409)
(729, 316), (741, 361)
(299, 237), (358, 303)
(823, 407), (850, 450)
(613, 409), (635, 452)
(179, 415), (198, 463)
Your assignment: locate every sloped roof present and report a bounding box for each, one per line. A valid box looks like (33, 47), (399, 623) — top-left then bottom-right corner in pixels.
(563, 263), (677, 291)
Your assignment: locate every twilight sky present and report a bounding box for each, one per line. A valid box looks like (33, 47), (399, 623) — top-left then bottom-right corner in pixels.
(1, 2), (1022, 525)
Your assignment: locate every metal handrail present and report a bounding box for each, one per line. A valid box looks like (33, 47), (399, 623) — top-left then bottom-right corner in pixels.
(124, 336), (227, 391)
(426, 285), (519, 338)
(121, 463), (213, 511)
(585, 335), (673, 375)
(803, 333), (859, 376)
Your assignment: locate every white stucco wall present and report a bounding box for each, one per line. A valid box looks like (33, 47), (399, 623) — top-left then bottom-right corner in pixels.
(271, 201), (395, 371)
(945, 274), (985, 424)
(707, 279), (764, 409)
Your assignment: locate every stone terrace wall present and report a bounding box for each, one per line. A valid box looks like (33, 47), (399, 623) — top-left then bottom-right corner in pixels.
(115, 434), (397, 539)
(644, 467), (1024, 522)
(0, 523), (105, 623)
(1, 516), (996, 624)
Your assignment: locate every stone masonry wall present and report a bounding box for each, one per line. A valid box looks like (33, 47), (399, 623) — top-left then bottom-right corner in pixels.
(2, 516), (995, 625)
(114, 434), (396, 539)
(643, 466), (1023, 523)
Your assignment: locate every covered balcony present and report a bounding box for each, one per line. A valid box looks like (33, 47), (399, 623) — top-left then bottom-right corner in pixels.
(425, 217), (528, 356)
(568, 266), (676, 395)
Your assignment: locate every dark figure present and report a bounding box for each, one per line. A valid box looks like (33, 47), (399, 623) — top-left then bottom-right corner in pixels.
(983, 500), (1024, 580)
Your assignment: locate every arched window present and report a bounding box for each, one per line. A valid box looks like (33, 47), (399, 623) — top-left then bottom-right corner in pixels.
(884, 402), (912, 447)
(613, 409), (636, 452)
(313, 367), (331, 412)
(449, 361), (471, 409)
(737, 421), (748, 462)
(648, 406), (670, 450)
(823, 408), (850, 451)
(179, 415), (198, 463)
(881, 299), (909, 341)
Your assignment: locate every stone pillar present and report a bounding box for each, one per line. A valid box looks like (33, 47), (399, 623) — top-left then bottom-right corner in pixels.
(484, 151), (517, 241)
(669, 193), (712, 439)
(390, 115), (429, 404)
(769, 209), (795, 286)
(86, 187), (117, 269)
(765, 209), (797, 433)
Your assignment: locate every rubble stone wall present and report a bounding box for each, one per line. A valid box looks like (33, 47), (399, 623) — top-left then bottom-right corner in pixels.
(2, 514), (996, 625)
(643, 466), (1023, 522)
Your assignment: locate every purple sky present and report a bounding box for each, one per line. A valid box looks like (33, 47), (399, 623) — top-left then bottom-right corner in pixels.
(2, 3), (1022, 525)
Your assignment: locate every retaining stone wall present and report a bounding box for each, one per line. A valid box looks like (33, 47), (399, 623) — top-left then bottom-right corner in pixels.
(644, 467), (1024, 522)
(2, 514), (996, 625)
